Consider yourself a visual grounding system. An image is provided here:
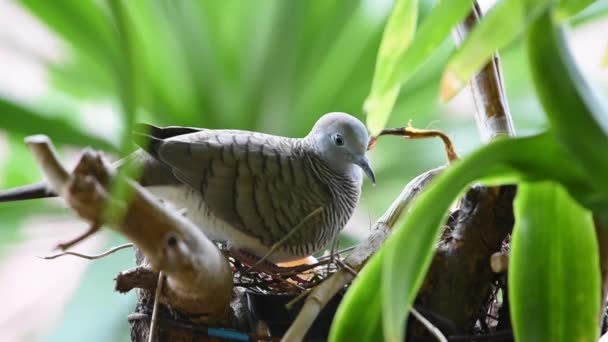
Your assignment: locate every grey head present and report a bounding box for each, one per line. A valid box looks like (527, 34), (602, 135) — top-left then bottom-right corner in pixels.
(306, 112), (375, 184)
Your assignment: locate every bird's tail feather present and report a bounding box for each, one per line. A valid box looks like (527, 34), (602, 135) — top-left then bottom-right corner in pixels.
(0, 123), (198, 203)
(0, 182), (56, 202)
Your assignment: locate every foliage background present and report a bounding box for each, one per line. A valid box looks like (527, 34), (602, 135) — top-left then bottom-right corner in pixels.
(0, 0), (606, 341)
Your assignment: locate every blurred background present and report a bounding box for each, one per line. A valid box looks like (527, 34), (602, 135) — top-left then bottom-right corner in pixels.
(0, 0), (606, 341)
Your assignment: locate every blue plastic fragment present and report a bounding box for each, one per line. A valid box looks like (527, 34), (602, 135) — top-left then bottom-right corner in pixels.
(207, 327), (251, 341)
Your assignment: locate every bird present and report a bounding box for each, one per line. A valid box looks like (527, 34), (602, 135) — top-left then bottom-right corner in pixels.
(0, 112), (375, 262)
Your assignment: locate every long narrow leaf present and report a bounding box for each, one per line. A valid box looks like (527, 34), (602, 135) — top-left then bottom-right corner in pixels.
(366, 0), (472, 135)
(365, 0), (418, 135)
(440, 0), (551, 100)
(330, 132), (598, 342)
(527, 10), (608, 205)
(556, 0), (597, 20)
(0, 99), (116, 151)
(510, 181), (600, 341)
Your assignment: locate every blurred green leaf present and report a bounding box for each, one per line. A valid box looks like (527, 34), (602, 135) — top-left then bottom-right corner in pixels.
(441, 0), (551, 100)
(105, 0), (141, 223)
(365, 0), (419, 135)
(365, 0), (471, 135)
(19, 0), (117, 68)
(527, 10), (608, 207)
(330, 132), (596, 342)
(108, 0), (136, 153)
(2, 135), (42, 188)
(571, 0), (608, 25)
(510, 181), (600, 342)
(293, 2), (384, 131)
(556, 0), (596, 20)
(0, 99), (116, 151)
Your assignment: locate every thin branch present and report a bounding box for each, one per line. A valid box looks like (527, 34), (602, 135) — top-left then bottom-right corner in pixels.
(26, 136), (233, 321)
(148, 271), (165, 342)
(411, 307), (448, 342)
(39, 243), (133, 260)
(378, 125), (458, 163)
(453, 3), (515, 141)
(409, 3), (518, 337)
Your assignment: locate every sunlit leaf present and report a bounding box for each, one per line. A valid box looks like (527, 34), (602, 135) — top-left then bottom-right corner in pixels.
(510, 181), (600, 341)
(365, 0), (418, 135)
(293, 1), (384, 132)
(19, 0), (117, 66)
(2, 135), (42, 188)
(555, 0), (597, 20)
(571, 0), (608, 25)
(105, 0), (141, 223)
(527, 10), (608, 205)
(329, 249), (384, 341)
(366, 0), (472, 135)
(330, 132), (598, 342)
(0, 99), (116, 151)
(440, 0), (551, 100)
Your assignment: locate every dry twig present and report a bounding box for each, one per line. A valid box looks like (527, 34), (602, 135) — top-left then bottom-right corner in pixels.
(26, 135), (233, 323)
(39, 243), (133, 260)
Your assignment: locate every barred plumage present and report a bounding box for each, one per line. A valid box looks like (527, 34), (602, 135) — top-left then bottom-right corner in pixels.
(0, 112), (373, 262)
(131, 113), (375, 262)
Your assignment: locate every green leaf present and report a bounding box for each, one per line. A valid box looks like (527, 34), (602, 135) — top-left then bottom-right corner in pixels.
(106, 0), (142, 223)
(107, 0), (137, 153)
(571, 0), (608, 25)
(365, 0), (472, 135)
(510, 181), (600, 341)
(19, 0), (117, 66)
(527, 10), (608, 206)
(330, 132), (596, 342)
(441, 0), (551, 100)
(555, 0), (597, 20)
(365, 0), (419, 135)
(0, 98), (117, 151)
(2, 135), (42, 188)
(329, 249), (385, 341)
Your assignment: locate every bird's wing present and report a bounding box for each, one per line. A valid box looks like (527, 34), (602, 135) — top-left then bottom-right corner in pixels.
(144, 130), (331, 247)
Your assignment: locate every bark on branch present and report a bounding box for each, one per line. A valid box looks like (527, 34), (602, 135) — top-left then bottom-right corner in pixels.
(286, 3), (520, 340)
(406, 3), (518, 338)
(26, 135), (233, 323)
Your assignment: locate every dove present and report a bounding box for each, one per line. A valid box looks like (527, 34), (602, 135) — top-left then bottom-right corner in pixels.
(0, 112), (375, 262)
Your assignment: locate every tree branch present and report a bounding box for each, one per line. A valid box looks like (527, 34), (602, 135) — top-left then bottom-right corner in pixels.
(409, 2), (517, 337)
(453, 3), (515, 141)
(26, 135), (233, 323)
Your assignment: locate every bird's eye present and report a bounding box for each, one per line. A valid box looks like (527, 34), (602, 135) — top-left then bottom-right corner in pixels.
(333, 134), (344, 146)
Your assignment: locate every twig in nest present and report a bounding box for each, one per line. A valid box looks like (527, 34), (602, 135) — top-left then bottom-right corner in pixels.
(411, 307), (448, 342)
(335, 258), (358, 277)
(247, 207), (323, 272)
(39, 243), (133, 260)
(148, 271), (165, 342)
(368, 122), (458, 163)
(285, 288), (313, 310)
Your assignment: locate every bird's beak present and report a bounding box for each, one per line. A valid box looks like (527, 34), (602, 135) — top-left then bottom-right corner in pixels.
(356, 155), (376, 184)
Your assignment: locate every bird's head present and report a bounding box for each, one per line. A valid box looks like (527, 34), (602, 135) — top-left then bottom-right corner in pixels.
(308, 112), (375, 184)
